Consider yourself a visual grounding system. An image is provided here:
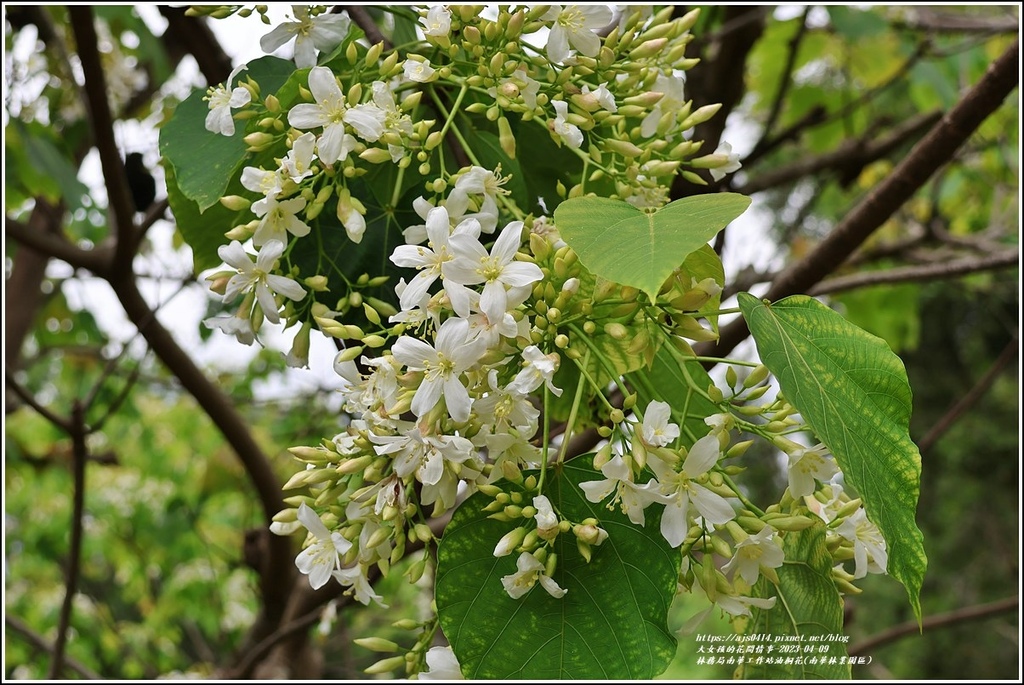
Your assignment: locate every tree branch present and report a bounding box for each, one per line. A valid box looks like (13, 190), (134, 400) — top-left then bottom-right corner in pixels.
(49, 401), (89, 679)
(106, 277), (295, 624)
(750, 8), (812, 158)
(702, 39), (1020, 360)
(737, 109), (942, 195)
(808, 249), (1019, 296)
(916, 333), (1019, 454)
(849, 595), (1019, 656)
(6, 615), (102, 679)
(895, 8), (1019, 34)
(5, 371), (73, 432)
(68, 7), (138, 267)
(342, 6), (392, 51)
(5, 215), (112, 275)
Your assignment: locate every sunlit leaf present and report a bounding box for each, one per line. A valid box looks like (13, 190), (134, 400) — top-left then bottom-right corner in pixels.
(555, 194), (750, 302)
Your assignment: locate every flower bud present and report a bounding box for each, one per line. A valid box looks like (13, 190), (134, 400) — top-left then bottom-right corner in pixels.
(355, 636), (399, 653)
(493, 526), (528, 557)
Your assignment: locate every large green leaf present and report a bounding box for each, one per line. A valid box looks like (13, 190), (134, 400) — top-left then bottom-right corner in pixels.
(737, 293), (926, 620)
(554, 194), (750, 302)
(160, 56), (295, 212)
(738, 522), (850, 679)
(435, 455), (679, 679)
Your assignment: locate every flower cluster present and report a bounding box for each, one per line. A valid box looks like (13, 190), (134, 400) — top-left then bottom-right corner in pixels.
(188, 5), (887, 679)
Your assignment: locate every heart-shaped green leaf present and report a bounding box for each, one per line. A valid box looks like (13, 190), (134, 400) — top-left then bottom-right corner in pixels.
(435, 456), (680, 679)
(738, 293), (926, 621)
(738, 522), (850, 679)
(554, 194), (750, 302)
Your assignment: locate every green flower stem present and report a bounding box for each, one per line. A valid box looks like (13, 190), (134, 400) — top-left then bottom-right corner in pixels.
(556, 348), (590, 465)
(722, 473), (765, 517)
(569, 355), (616, 412)
(689, 356), (760, 368)
(389, 163), (407, 208)
(567, 323), (633, 402)
(539, 384), (550, 491)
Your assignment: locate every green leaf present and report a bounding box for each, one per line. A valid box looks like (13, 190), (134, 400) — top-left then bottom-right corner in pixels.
(738, 522), (851, 679)
(436, 455), (680, 679)
(554, 194), (750, 302)
(160, 56), (294, 211)
(163, 164), (248, 273)
(737, 293), (926, 621)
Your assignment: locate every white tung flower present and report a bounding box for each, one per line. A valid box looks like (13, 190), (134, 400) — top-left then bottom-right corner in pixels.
(837, 508), (888, 579)
(582, 82), (617, 112)
(219, 240), (307, 324)
(533, 495), (559, 538)
(391, 317), (483, 422)
(641, 73), (686, 138)
(541, 5), (613, 63)
(205, 64), (251, 136)
(501, 552), (567, 600)
(420, 6), (452, 37)
(404, 58), (437, 83)
(551, 100), (584, 149)
(722, 527), (785, 586)
(579, 455), (665, 526)
(252, 193), (311, 247)
(390, 206), (479, 313)
(294, 503), (352, 590)
(710, 141), (743, 182)
(648, 435), (735, 547)
(260, 5), (350, 69)
(639, 400), (680, 448)
(506, 345), (563, 397)
(444, 220), (544, 322)
(281, 131), (318, 183)
(420, 646), (463, 680)
(785, 442), (839, 498)
(288, 67), (379, 165)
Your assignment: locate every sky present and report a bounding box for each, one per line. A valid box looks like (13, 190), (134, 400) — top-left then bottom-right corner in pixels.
(20, 4), (781, 402)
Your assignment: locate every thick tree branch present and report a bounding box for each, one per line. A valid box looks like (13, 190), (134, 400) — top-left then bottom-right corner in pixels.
(6, 615), (101, 679)
(107, 278), (295, 624)
(68, 7), (138, 267)
(808, 249), (1019, 296)
(916, 334), (1019, 454)
(702, 39), (1019, 360)
(849, 595), (1019, 657)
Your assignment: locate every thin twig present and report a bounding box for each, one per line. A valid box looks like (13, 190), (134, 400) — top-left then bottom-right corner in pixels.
(5, 371), (72, 432)
(6, 615), (102, 679)
(49, 401), (89, 679)
(809, 249), (1020, 296)
(753, 8), (812, 155)
(916, 334), (1019, 453)
(849, 595), (1019, 656)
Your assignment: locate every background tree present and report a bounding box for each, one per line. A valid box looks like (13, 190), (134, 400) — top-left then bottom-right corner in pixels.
(4, 4), (1018, 679)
